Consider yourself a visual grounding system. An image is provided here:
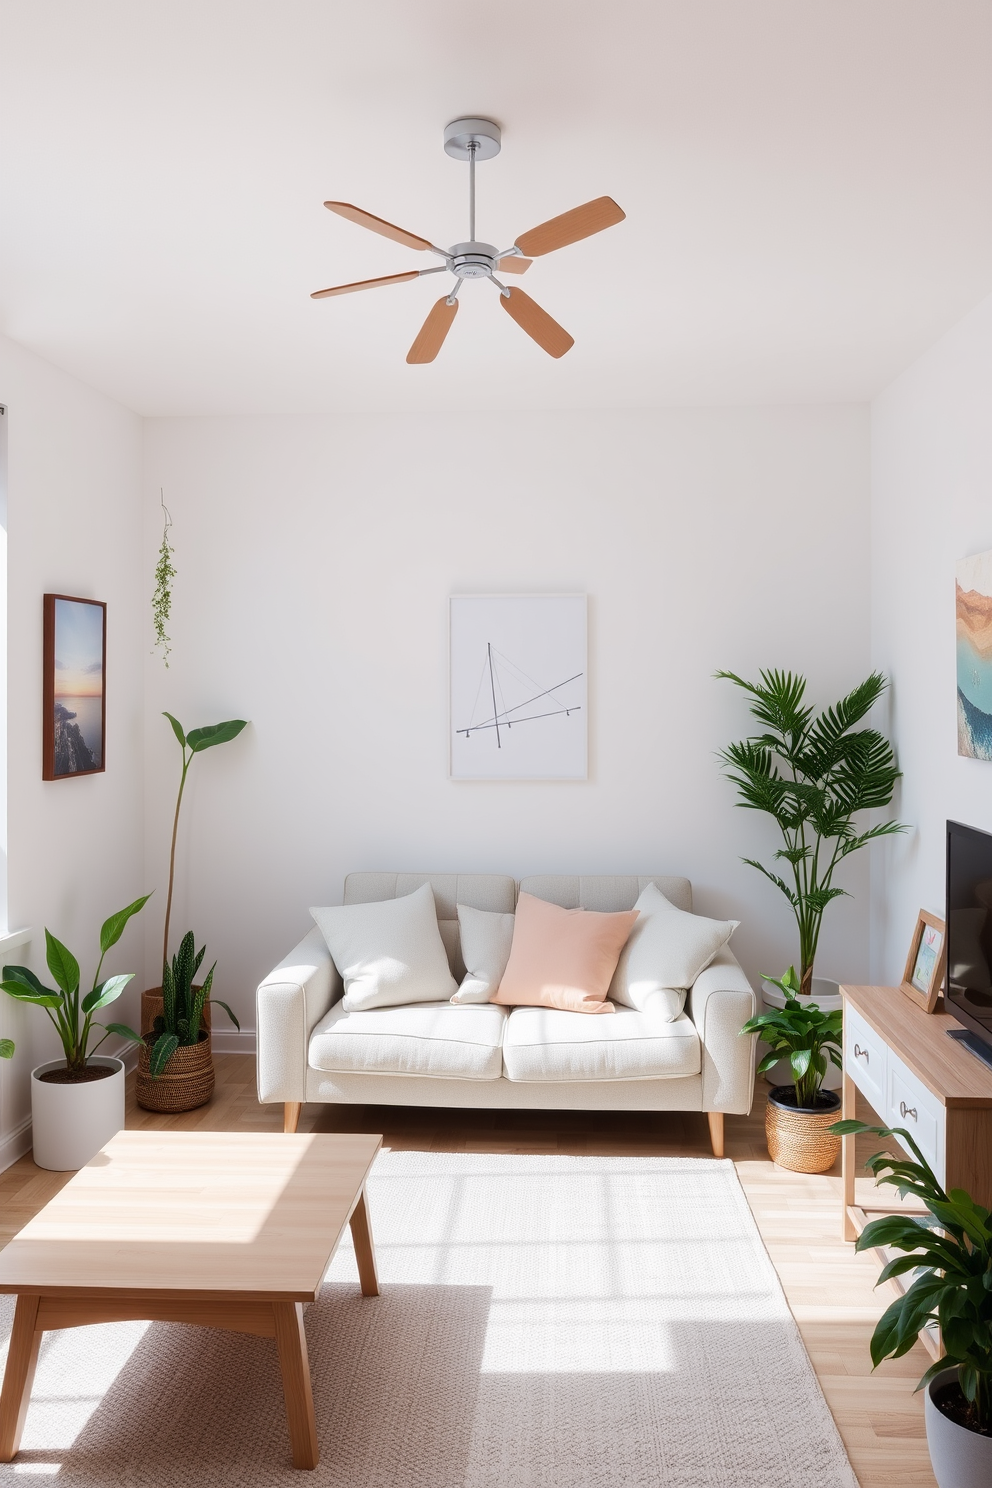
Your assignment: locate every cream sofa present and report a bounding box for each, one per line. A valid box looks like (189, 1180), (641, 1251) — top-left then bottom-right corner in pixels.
(256, 873), (758, 1156)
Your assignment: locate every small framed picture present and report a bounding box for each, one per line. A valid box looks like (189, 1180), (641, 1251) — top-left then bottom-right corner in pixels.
(900, 910), (946, 1013)
(43, 594), (106, 780)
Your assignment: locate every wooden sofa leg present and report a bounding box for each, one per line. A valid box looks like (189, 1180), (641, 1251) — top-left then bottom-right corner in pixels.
(284, 1101), (302, 1134)
(707, 1111), (725, 1158)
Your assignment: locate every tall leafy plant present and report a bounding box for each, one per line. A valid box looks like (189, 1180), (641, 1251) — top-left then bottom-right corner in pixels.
(832, 1119), (992, 1434)
(162, 713), (247, 972)
(0, 896), (150, 1076)
(716, 669), (904, 996)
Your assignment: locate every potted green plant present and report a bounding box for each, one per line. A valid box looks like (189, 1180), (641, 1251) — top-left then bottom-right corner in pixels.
(137, 712), (247, 1111)
(0, 895), (149, 1170)
(717, 668), (904, 994)
(740, 967), (844, 1172)
(830, 1120), (992, 1488)
(136, 931), (240, 1111)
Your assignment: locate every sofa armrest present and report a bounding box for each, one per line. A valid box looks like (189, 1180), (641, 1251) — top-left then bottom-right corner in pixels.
(687, 946), (757, 1115)
(256, 926), (342, 1104)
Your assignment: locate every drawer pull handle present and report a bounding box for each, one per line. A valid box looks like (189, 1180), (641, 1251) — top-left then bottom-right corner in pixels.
(899, 1100), (917, 1121)
(854, 1043), (869, 1063)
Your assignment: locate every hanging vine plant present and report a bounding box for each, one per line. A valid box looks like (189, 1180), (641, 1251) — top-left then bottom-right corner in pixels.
(152, 491), (176, 666)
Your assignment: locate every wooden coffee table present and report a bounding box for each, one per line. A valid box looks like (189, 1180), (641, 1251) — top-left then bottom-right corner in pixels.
(0, 1129), (382, 1470)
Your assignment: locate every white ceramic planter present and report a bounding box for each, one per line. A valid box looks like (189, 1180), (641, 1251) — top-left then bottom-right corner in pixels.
(761, 976), (843, 1091)
(31, 1056), (125, 1171)
(925, 1366), (992, 1488)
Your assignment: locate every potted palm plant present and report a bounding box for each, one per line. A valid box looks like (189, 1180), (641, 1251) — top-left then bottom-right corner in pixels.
(138, 712), (247, 1112)
(0, 895), (149, 1169)
(740, 968), (844, 1172)
(831, 1119), (992, 1488)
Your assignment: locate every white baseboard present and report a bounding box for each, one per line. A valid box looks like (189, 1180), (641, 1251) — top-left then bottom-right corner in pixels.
(0, 1113), (32, 1172)
(211, 1027), (257, 1055)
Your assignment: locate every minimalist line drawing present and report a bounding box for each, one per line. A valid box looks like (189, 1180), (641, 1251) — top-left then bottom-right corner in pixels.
(457, 643), (583, 748)
(450, 595), (587, 781)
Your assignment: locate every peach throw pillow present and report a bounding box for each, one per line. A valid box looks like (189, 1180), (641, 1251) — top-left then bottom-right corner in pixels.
(492, 893), (638, 1014)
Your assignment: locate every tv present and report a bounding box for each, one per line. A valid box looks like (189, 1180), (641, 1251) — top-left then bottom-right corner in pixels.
(945, 819), (992, 1071)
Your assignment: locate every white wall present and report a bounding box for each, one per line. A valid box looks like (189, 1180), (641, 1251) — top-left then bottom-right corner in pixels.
(0, 333), (144, 1166)
(143, 406), (871, 1035)
(871, 292), (992, 981)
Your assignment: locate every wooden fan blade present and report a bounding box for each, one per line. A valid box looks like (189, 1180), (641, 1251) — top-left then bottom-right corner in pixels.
(311, 271), (419, 299)
(500, 287), (574, 358)
(496, 256), (532, 275)
(515, 196), (625, 258)
(324, 201), (434, 252)
(407, 296), (459, 364)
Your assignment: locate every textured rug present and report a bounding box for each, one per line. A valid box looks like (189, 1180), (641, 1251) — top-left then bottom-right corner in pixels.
(0, 1152), (858, 1488)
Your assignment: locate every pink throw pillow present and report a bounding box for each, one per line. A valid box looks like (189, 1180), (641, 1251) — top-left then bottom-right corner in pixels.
(492, 893), (639, 1014)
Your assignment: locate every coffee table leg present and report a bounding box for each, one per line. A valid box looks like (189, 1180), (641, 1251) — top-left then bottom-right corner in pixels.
(273, 1300), (319, 1469)
(0, 1294), (42, 1461)
(349, 1188), (379, 1297)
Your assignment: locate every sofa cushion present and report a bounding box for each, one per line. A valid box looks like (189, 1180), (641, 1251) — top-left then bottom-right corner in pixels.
(343, 873), (517, 980)
(310, 883), (458, 1011)
(451, 903), (515, 1004)
(492, 893), (637, 1015)
(309, 1001), (508, 1081)
(610, 882), (738, 1011)
(502, 1005), (701, 1082)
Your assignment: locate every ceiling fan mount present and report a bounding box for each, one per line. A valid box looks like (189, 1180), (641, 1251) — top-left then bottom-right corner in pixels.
(311, 117), (625, 363)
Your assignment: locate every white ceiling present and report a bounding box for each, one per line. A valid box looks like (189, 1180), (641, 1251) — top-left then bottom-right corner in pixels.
(2, 1), (991, 415)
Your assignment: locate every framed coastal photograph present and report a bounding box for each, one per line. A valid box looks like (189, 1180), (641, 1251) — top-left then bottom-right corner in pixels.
(449, 594), (587, 781)
(43, 594), (106, 780)
(900, 909), (946, 1013)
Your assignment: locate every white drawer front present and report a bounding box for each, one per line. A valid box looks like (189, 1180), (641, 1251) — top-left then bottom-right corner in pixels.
(844, 1004), (886, 1111)
(886, 1052), (945, 1185)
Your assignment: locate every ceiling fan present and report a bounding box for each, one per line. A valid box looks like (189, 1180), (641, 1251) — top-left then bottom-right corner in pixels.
(311, 118), (625, 364)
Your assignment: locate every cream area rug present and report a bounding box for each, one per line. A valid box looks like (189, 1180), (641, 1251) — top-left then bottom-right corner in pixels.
(0, 1153), (858, 1488)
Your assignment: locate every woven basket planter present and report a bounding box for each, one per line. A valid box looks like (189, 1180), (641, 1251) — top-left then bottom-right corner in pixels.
(765, 1085), (842, 1173)
(136, 1030), (214, 1113)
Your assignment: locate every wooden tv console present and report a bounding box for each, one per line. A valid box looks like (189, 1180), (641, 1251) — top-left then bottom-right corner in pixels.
(841, 983), (992, 1241)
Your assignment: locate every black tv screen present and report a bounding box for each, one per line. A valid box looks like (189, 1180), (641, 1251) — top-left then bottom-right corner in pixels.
(946, 819), (992, 1053)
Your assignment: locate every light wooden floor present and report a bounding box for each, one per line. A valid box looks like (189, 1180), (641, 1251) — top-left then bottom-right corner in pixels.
(0, 1056), (935, 1487)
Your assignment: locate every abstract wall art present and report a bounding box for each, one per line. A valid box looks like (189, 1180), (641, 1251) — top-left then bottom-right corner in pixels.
(43, 594), (106, 779)
(957, 549), (992, 761)
(449, 594), (587, 781)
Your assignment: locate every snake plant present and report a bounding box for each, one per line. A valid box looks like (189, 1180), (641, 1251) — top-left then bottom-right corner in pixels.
(149, 930), (240, 1077)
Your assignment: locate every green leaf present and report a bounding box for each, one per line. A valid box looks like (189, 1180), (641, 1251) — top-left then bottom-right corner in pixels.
(101, 1021), (144, 1045)
(149, 1032), (179, 1077)
(45, 930), (80, 995)
(0, 982), (63, 1008)
(0, 1039), (14, 1059)
(207, 997), (240, 1031)
(186, 719), (248, 753)
(99, 894), (152, 955)
(81, 973), (134, 1014)
(163, 711), (186, 748)
(1, 964), (52, 998)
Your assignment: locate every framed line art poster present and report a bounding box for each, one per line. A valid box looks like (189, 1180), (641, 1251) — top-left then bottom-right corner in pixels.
(43, 595), (106, 780)
(449, 594), (587, 781)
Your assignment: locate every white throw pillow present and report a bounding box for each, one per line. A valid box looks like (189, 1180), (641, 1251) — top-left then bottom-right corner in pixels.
(452, 903), (515, 1004)
(310, 883), (458, 1011)
(609, 881), (739, 1019)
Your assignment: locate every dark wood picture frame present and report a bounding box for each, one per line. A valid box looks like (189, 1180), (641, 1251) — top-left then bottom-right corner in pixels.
(900, 908), (946, 1013)
(42, 594), (106, 781)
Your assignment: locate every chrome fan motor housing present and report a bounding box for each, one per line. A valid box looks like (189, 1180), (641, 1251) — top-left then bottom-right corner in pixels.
(450, 241), (499, 278)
